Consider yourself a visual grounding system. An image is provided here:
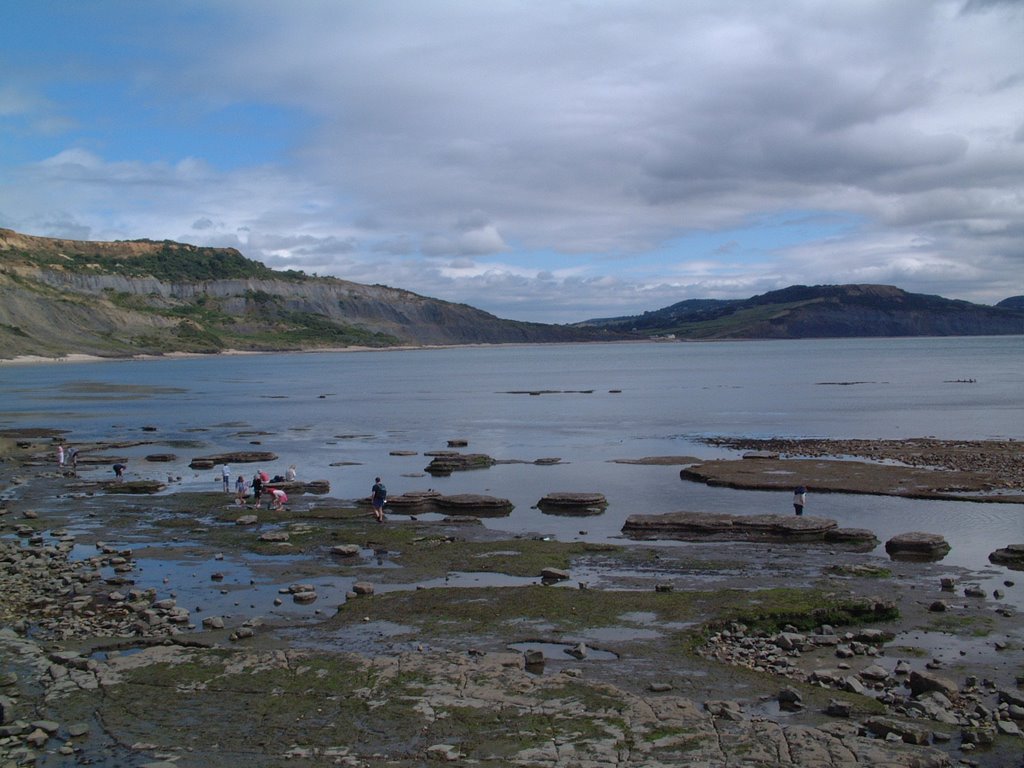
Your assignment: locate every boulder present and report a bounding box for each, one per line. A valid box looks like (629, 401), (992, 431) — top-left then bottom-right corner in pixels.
(885, 532), (950, 561)
(909, 670), (959, 698)
(330, 544), (361, 557)
(777, 686), (804, 711)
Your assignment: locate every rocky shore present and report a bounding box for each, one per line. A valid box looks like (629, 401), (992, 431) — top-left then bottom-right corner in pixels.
(1, 434), (1023, 767)
(700, 437), (1024, 494)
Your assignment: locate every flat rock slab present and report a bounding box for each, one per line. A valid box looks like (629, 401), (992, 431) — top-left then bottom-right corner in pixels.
(424, 453), (496, 475)
(885, 532), (951, 561)
(381, 491), (512, 516)
(609, 456), (702, 465)
(537, 492), (608, 516)
(823, 528), (879, 546)
(385, 490), (444, 509)
(103, 480), (165, 495)
(432, 494), (513, 517)
(189, 451), (278, 469)
(681, 457), (1011, 502)
(263, 480), (330, 494)
(61, 644), (953, 768)
(623, 511), (839, 541)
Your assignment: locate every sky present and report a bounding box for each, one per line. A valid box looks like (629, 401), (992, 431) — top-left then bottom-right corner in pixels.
(1, 1), (1022, 324)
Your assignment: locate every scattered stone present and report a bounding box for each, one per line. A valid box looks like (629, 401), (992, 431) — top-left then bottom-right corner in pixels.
(331, 544), (361, 557)
(564, 643), (587, 660)
(0, 696), (16, 725)
(960, 726), (996, 746)
(425, 744), (463, 761)
(540, 567), (570, 582)
(704, 700), (744, 721)
(258, 531), (290, 542)
(863, 716), (931, 745)
(352, 582), (375, 595)
(523, 649), (544, 666)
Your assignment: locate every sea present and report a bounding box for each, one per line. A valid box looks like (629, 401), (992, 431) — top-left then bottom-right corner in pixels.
(2, 336), (1022, 602)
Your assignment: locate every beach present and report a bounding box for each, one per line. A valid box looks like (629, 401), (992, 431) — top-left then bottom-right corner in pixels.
(1, 426), (1022, 766)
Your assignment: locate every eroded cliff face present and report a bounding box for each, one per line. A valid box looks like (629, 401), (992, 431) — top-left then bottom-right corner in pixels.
(0, 229), (606, 358)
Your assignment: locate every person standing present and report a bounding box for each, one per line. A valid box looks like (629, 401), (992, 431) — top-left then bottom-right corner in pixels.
(222, 464), (231, 493)
(370, 477), (387, 522)
(57, 443), (65, 467)
(793, 486), (807, 516)
(251, 472), (264, 509)
(234, 474), (247, 506)
(67, 446), (79, 470)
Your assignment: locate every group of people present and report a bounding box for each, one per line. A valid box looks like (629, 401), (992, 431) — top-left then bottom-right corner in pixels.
(55, 443), (80, 470)
(226, 464), (295, 510)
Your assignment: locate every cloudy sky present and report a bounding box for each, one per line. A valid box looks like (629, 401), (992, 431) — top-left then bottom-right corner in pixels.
(1, 1), (1022, 323)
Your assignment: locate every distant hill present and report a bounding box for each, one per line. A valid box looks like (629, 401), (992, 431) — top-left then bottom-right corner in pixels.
(997, 296), (1024, 311)
(578, 283), (1024, 339)
(0, 228), (619, 359)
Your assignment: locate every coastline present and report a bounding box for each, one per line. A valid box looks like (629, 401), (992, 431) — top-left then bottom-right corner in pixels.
(0, 339), (657, 367)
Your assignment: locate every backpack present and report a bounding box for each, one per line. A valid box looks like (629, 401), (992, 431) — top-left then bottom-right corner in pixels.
(375, 483), (387, 500)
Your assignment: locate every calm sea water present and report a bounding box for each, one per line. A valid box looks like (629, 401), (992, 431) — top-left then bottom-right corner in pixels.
(2, 337), (1022, 596)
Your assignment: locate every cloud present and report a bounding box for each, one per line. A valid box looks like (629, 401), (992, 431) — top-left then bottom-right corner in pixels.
(1, 0), (1022, 320)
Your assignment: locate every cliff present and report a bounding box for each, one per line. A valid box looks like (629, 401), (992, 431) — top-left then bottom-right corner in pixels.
(0, 229), (614, 359)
